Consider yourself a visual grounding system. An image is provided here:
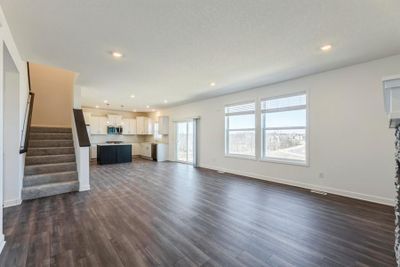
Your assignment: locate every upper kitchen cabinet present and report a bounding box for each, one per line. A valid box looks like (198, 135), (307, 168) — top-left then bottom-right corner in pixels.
(158, 116), (169, 135)
(137, 116), (153, 135)
(122, 118), (137, 135)
(107, 114), (122, 126)
(90, 116), (107, 135)
(83, 112), (91, 126)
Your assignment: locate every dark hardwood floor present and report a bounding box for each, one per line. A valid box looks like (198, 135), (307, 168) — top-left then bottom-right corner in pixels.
(0, 159), (395, 266)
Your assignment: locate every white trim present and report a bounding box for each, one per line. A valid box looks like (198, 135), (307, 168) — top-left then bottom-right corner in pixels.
(79, 184), (90, 192)
(224, 154), (257, 161)
(0, 234), (5, 255)
(382, 74), (400, 82)
(260, 157), (309, 167)
(200, 164), (394, 206)
(3, 198), (21, 207)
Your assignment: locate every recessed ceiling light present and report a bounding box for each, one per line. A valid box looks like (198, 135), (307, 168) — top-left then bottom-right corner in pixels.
(146, 105), (150, 108)
(130, 94), (135, 98)
(95, 105), (99, 108)
(103, 100), (108, 104)
(163, 100), (168, 103)
(210, 82), (216, 87)
(320, 44), (332, 51)
(133, 109), (137, 112)
(112, 51), (123, 58)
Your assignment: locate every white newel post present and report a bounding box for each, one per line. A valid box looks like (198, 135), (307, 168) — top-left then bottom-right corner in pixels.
(72, 111), (90, 192)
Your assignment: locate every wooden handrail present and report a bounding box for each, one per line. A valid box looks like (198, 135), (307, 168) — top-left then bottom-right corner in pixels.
(19, 92), (34, 154)
(73, 109), (91, 147)
(20, 63), (34, 154)
(27, 61), (31, 91)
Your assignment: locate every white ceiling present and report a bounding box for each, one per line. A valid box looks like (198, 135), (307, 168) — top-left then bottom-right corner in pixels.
(1, 0), (400, 111)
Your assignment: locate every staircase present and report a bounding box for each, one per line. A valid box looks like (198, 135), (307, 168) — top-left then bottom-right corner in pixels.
(22, 126), (79, 200)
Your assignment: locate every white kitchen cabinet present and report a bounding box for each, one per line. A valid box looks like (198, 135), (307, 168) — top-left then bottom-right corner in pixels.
(107, 114), (122, 126)
(147, 118), (153, 134)
(83, 112), (91, 125)
(90, 145), (97, 159)
(132, 143), (141, 156)
(136, 117), (153, 135)
(141, 143), (152, 158)
(136, 117), (145, 134)
(90, 116), (107, 135)
(158, 116), (169, 135)
(122, 118), (137, 135)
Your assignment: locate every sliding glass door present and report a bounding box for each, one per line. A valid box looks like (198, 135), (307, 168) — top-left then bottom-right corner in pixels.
(176, 121), (194, 163)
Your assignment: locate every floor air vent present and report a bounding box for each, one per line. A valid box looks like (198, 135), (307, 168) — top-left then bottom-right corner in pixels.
(311, 190), (328, 195)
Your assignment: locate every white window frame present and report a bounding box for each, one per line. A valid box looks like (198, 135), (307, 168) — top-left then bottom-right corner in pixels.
(224, 101), (256, 160)
(260, 92), (309, 166)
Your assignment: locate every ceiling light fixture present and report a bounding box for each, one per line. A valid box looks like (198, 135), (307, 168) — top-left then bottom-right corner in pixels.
(130, 94), (135, 98)
(95, 105), (99, 108)
(104, 100), (108, 104)
(112, 51), (123, 58)
(210, 82), (216, 87)
(163, 100), (168, 103)
(146, 105), (150, 108)
(133, 109), (137, 112)
(320, 44), (332, 52)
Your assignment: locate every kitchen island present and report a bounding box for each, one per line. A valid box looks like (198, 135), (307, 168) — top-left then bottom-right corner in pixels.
(97, 143), (132, 165)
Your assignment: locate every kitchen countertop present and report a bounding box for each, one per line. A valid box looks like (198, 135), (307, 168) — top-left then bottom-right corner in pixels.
(97, 143), (132, 146)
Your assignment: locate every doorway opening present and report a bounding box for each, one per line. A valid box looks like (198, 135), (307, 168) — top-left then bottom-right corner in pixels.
(176, 121), (194, 164)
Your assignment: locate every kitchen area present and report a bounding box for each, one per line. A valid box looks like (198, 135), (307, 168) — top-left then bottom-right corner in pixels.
(82, 107), (169, 164)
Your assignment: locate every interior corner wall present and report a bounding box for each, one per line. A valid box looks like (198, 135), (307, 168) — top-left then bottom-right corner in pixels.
(30, 63), (75, 127)
(161, 54), (400, 206)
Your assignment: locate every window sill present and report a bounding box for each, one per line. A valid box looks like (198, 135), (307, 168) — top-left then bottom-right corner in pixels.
(260, 157), (309, 167)
(225, 154), (257, 161)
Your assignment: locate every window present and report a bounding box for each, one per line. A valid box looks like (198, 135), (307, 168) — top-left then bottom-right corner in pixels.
(225, 102), (256, 157)
(261, 93), (307, 164)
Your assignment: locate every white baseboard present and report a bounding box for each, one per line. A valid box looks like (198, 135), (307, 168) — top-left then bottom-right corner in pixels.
(200, 164), (394, 206)
(0, 234), (5, 255)
(79, 184), (90, 192)
(3, 198), (22, 208)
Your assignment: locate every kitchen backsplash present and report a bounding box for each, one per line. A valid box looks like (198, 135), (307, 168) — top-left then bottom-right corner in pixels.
(89, 134), (146, 145)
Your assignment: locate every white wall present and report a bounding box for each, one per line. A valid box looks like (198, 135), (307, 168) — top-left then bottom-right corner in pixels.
(30, 62), (75, 127)
(0, 5), (30, 254)
(3, 60), (20, 207)
(161, 54), (400, 206)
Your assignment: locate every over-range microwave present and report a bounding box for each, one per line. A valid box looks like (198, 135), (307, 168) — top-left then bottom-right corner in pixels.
(107, 126), (123, 135)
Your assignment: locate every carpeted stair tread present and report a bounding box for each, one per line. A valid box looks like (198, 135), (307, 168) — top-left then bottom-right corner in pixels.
(24, 162), (76, 175)
(22, 180), (79, 200)
(30, 132), (73, 140)
(23, 171), (78, 187)
(31, 127), (72, 133)
(29, 140), (73, 148)
(23, 125), (78, 200)
(27, 147), (74, 156)
(25, 154), (75, 165)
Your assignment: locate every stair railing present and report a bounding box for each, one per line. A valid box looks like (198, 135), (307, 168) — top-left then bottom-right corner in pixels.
(19, 62), (35, 154)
